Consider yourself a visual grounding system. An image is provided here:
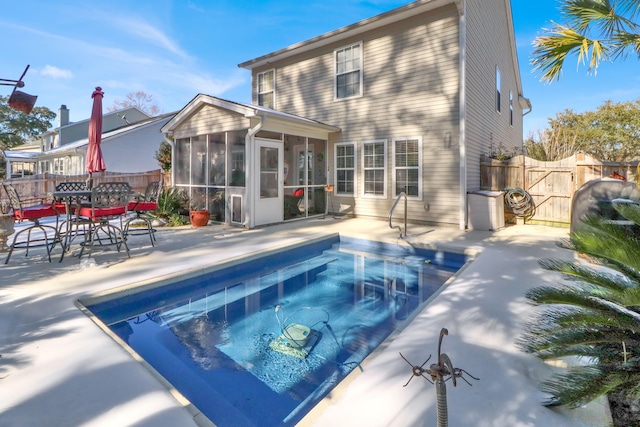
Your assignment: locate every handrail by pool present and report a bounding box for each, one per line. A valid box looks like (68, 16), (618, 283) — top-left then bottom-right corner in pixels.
(388, 191), (407, 237)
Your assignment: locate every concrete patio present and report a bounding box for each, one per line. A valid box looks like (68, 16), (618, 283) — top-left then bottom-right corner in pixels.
(0, 217), (612, 426)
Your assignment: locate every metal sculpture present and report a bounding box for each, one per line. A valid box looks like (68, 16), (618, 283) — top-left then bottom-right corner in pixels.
(400, 328), (479, 427)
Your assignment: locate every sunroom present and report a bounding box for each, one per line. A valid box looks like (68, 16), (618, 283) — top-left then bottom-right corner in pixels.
(161, 95), (340, 228)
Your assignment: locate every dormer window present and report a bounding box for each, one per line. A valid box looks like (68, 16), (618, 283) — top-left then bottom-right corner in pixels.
(335, 43), (362, 100)
(257, 69), (275, 109)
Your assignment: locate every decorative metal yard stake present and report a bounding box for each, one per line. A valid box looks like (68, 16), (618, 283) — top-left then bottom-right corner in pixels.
(400, 328), (478, 427)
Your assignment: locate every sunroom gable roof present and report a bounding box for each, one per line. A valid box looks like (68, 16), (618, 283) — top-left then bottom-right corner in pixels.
(161, 94), (340, 134)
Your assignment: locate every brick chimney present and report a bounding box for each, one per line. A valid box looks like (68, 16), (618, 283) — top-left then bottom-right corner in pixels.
(58, 105), (69, 127)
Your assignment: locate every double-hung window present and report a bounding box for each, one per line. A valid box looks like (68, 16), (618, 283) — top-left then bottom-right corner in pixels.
(496, 67), (501, 113)
(335, 142), (356, 195)
(335, 43), (362, 99)
(393, 137), (421, 198)
(509, 90), (514, 126)
(257, 69), (275, 109)
(362, 140), (386, 197)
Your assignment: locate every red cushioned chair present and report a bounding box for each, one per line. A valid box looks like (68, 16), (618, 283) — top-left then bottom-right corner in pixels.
(77, 182), (131, 259)
(124, 181), (160, 246)
(2, 183), (64, 264)
(53, 181), (90, 245)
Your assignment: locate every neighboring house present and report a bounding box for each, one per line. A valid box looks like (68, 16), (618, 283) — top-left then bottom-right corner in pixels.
(36, 112), (175, 175)
(163, 0), (530, 229)
(36, 104), (149, 152)
(3, 105), (152, 179)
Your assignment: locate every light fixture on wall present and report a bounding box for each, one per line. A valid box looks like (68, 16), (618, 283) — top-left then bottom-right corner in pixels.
(0, 65), (38, 114)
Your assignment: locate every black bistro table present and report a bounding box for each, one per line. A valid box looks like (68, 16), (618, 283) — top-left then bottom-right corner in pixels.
(52, 189), (92, 251)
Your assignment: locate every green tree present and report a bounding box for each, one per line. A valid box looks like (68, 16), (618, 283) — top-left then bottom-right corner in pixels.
(549, 99), (640, 162)
(0, 95), (56, 150)
(532, 0), (640, 82)
(517, 201), (640, 415)
(528, 99), (640, 161)
(154, 140), (172, 172)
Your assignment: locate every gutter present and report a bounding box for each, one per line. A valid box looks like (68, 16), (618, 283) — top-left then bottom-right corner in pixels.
(459, 0), (467, 230)
(243, 116), (264, 229)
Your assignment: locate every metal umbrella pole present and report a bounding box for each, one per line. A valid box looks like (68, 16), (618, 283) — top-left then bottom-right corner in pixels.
(400, 328), (479, 427)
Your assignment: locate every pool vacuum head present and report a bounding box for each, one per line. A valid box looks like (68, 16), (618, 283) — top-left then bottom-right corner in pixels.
(271, 305), (324, 359)
(269, 324), (321, 359)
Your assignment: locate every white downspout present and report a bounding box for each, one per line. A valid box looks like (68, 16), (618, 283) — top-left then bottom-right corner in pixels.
(458, 0), (468, 230)
(244, 115), (264, 229)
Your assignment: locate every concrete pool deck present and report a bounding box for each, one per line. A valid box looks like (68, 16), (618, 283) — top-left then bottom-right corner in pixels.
(0, 218), (612, 427)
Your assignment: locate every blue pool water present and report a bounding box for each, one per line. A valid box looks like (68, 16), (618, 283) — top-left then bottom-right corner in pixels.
(86, 236), (467, 426)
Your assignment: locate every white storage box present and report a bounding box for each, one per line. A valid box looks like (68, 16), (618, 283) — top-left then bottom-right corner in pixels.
(468, 191), (505, 231)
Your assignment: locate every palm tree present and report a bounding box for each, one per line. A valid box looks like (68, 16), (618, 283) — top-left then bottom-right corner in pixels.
(517, 201), (640, 409)
(532, 0), (640, 82)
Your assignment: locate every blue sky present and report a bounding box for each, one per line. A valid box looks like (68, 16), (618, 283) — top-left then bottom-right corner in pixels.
(1, 0), (638, 137)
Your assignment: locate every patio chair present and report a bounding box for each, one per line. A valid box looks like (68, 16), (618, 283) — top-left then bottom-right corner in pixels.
(124, 181), (160, 246)
(2, 183), (64, 264)
(77, 182), (131, 259)
(53, 181), (90, 242)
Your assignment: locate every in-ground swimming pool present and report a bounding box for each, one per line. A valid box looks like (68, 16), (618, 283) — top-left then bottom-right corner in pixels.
(83, 235), (469, 426)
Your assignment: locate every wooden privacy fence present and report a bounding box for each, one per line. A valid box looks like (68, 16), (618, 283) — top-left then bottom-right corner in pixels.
(1, 169), (162, 200)
(480, 153), (639, 225)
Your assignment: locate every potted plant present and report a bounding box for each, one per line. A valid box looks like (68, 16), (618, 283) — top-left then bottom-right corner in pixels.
(189, 192), (210, 227)
(0, 195), (14, 252)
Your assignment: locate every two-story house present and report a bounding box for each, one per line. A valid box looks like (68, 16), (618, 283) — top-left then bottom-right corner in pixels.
(162, 0), (530, 229)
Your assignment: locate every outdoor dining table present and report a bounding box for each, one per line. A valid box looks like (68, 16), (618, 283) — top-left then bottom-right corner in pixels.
(52, 189), (93, 252)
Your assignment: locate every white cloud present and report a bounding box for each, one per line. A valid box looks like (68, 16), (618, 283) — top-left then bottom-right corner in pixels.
(40, 65), (73, 79)
(109, 16), (190, 59)
(187, 1), (205, 13)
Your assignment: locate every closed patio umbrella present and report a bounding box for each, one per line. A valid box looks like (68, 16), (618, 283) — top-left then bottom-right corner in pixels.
(86, 86), (105, 188)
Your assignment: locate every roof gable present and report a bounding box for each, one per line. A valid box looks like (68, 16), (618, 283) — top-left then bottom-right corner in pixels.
(238, 0), (452, 70)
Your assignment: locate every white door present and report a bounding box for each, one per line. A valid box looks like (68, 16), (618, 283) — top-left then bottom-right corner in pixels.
(254, 139), (283, 226)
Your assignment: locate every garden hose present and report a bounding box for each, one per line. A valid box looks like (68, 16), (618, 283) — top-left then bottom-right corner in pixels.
(503, 187), (536, 218)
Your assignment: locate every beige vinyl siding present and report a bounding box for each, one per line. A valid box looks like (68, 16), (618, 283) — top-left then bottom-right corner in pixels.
(173, 105), (249, 139)
(464, 0), (524, 192)
(254, 5), (461, 226)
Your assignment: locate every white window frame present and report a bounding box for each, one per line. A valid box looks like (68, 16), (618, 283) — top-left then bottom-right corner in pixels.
(392, 136), (422, 199)
(496, 66), (502, 113)
(334, 142), (356, 197)
(361, 139), (387, 199)
(334, 42), (363, 101)
(257, 69), (275, 109)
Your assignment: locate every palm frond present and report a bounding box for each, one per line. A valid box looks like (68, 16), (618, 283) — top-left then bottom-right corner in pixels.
(532, 24), (603, 82)
(532, 0), (640, 82)
(520, 325), (640, 356)
(565, 0), (634, 34)
(538, 258), (634, 294)
(540, 366), (629, 408)
(524, 285), (640, 322)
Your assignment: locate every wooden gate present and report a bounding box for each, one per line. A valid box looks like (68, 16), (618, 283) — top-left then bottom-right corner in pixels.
(480, 154), (639, 226)
(525, 163), (574, 225)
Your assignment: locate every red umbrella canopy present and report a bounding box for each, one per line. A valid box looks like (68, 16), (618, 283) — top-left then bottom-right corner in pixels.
(86, 86), (106, 174)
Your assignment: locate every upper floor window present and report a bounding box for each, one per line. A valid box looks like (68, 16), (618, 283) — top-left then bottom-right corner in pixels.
(362, 140), (386, 197)
(496, 67), (501, 113)
(257, 69), (275, 109)
(509, 90), (514, 126)
(335, 43), (362, 100)
(335, 142), (356, 196)
(393, 137), (421, 197)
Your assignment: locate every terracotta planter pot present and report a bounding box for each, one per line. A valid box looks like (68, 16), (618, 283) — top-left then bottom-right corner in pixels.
(0, 214), (15, 252)
(190, 210), (210, 227)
